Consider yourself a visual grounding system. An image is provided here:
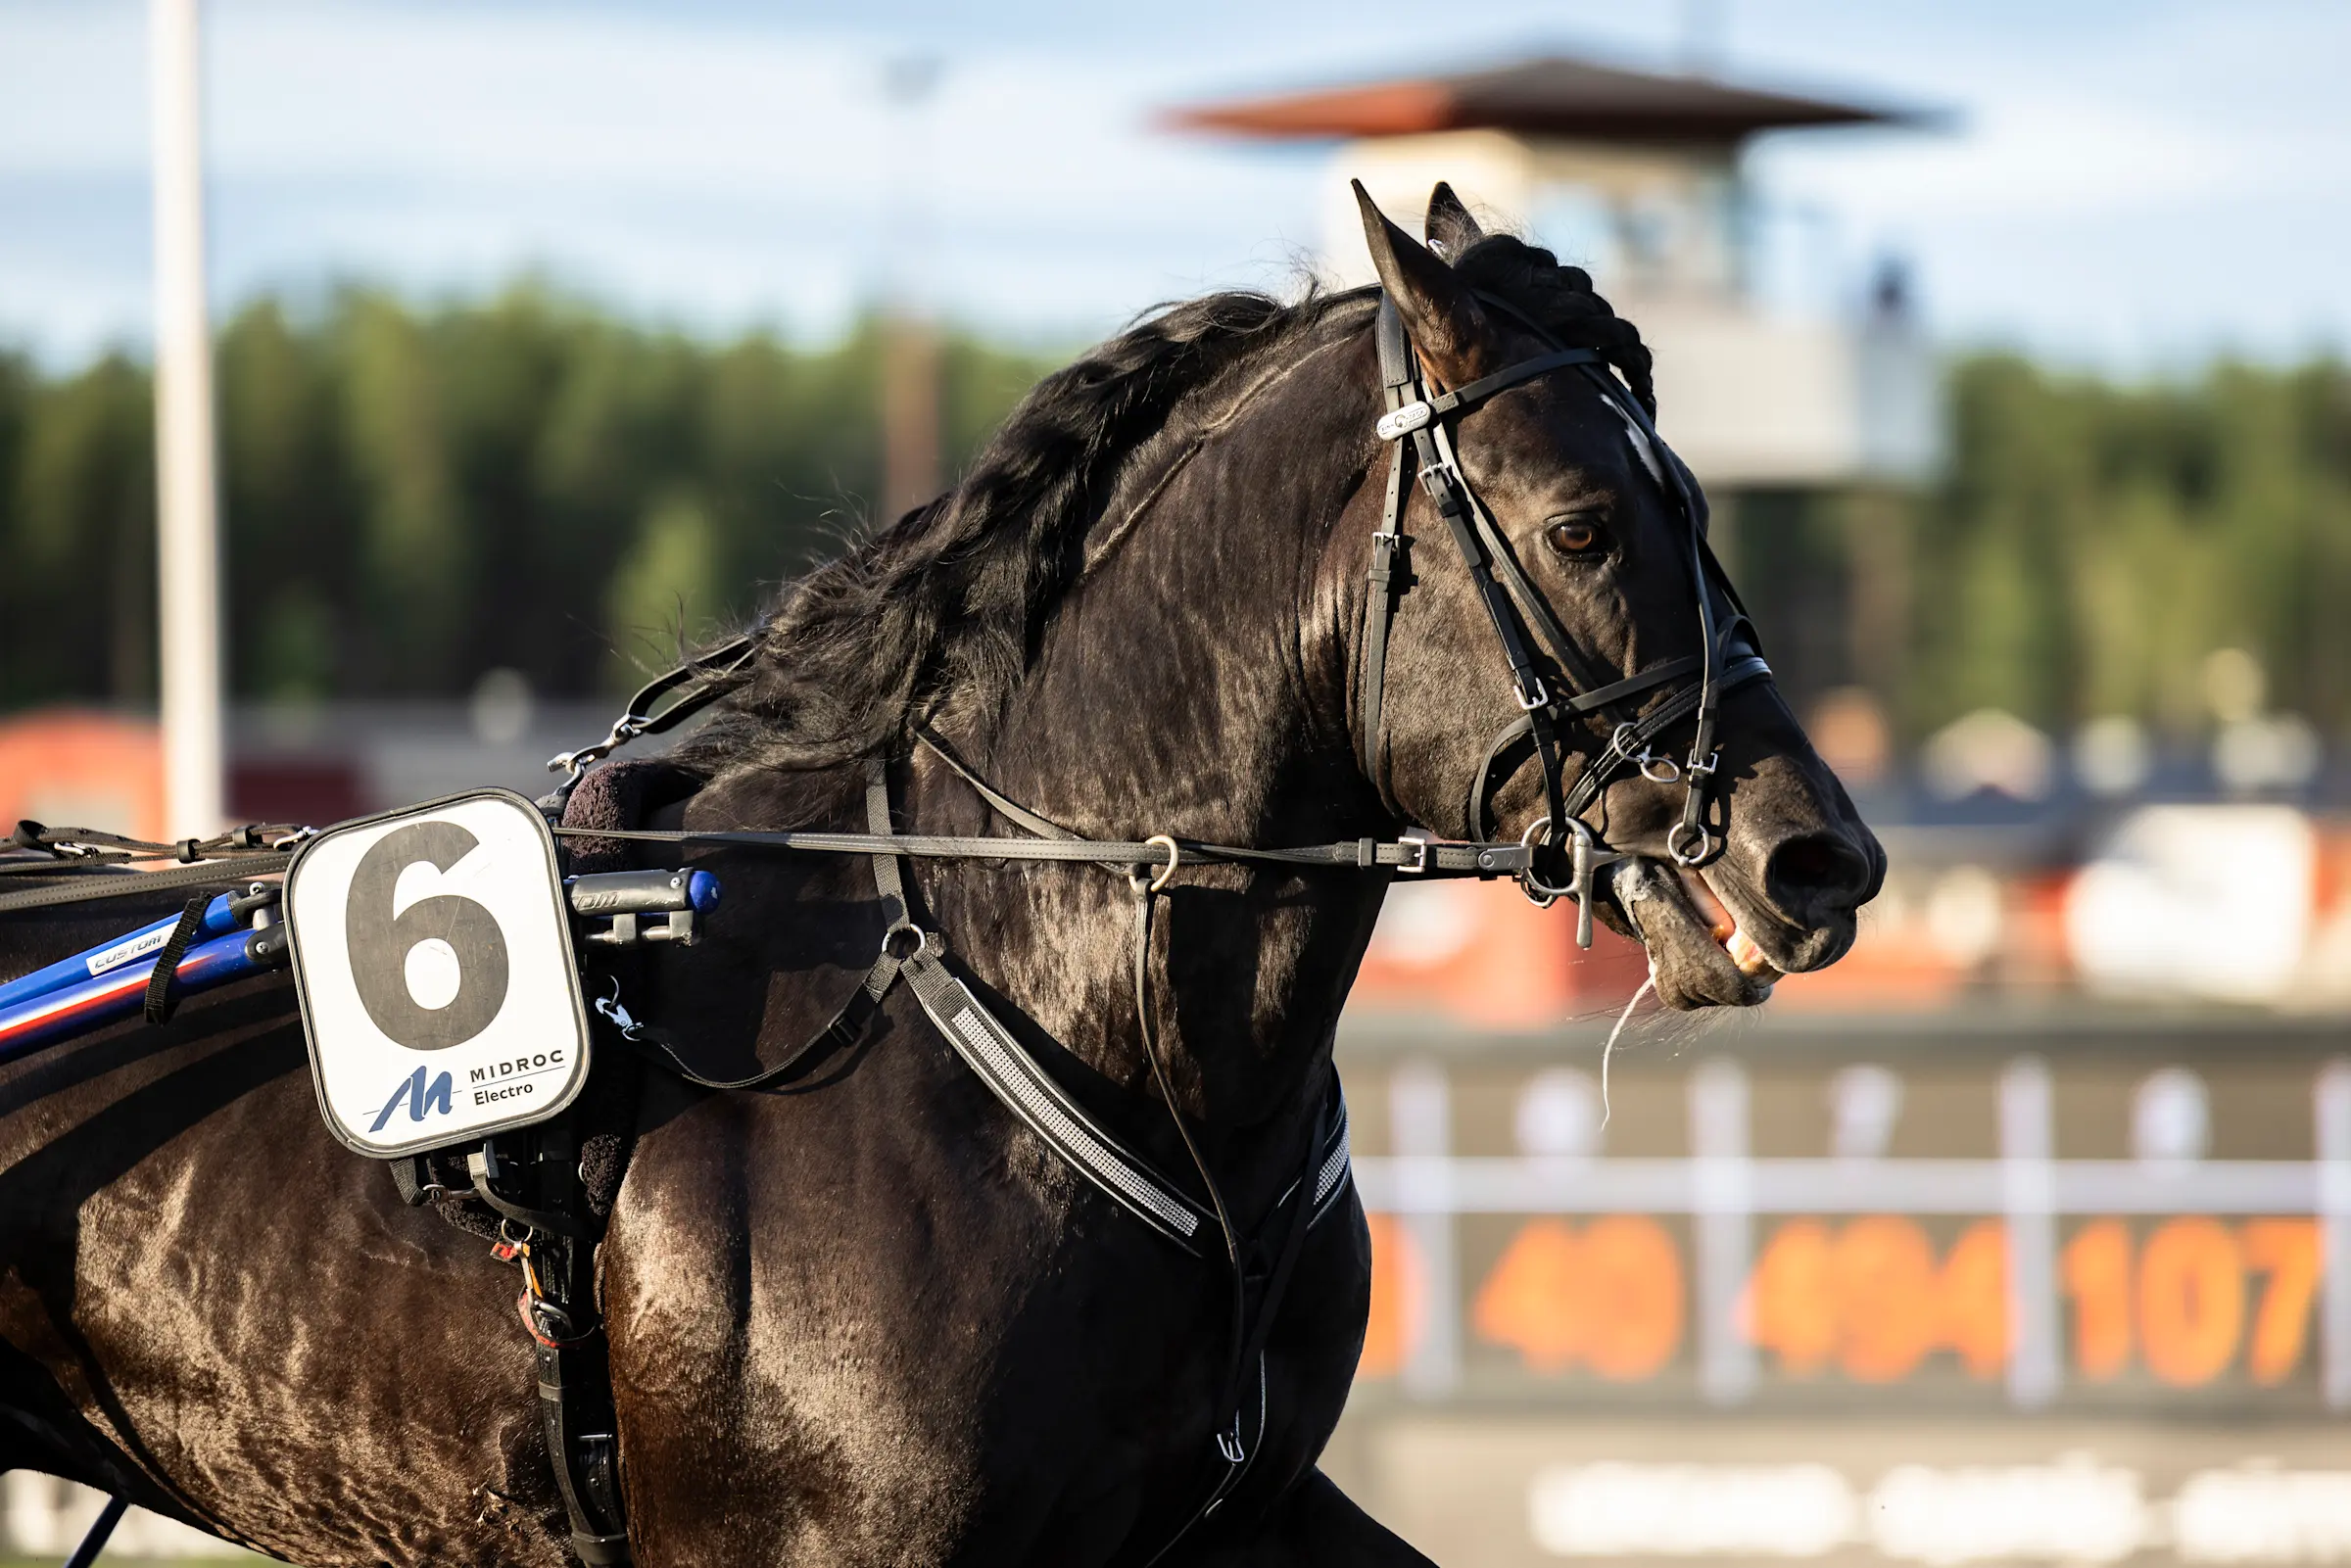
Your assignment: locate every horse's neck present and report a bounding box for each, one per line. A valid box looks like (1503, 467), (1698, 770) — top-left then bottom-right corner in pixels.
(903, 348), (1384, 1172)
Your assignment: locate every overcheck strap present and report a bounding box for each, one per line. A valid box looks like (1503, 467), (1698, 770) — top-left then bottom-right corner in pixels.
(551, 824), (1526, 878)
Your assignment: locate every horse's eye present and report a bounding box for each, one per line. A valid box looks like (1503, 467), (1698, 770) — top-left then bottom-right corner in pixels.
(1546, 517), (1605, 556)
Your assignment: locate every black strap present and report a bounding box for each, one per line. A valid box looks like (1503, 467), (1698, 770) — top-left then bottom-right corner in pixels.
(913, 728), (1080, 841)
(1360, 300), (1420, 784)
(141, 896), (212, 1025)
(1421, 415), (1621, 703)
(542, 633), (760, 816)
(1358, 440), (1408, 785)
(1418, 345), (1603, 421)
(524, 1134), (633, 1566)
(551, 823), (1525, 878)
(1139, 1080), (1341, 1566)
(467, 1149), (585, 1237)
(612, 765), (908, 1094)
(0, 859), (279, 917)
(0, 819), (294, 866)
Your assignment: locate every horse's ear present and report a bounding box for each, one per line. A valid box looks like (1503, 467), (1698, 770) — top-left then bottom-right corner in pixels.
(1354, 179), (1496, 385)
(1423, 181), (1485, 257)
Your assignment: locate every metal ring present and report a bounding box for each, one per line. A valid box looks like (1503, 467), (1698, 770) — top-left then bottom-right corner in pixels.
(1666, 821), (1720, 868)
(883, 921), (934, 964)
(1514, 817), (1568, 906)
(1142, 834), (1180, 894)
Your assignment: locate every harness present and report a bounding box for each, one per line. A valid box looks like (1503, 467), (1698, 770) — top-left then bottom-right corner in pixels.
(0, 284), (1780, 1567)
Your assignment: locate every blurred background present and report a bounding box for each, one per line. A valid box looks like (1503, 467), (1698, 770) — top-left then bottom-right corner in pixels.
(6, 1), (2351, 1563)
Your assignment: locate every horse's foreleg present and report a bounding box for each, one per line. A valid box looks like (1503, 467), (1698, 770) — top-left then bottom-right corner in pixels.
(1186, 1469), (1434, 1568)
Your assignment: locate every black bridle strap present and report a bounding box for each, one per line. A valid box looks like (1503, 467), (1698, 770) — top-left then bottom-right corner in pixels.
(1373, 345), (1605, 439)
(545, 632), (759, 794)
(1567, 654), (1702, 716)
(1429, 418), (1625, 701)
(1465, 653), (1772, 841)
(1357, 302), (1419, 784)
(912, 726), (1082, 841)
(1410, 424), (1559, 717)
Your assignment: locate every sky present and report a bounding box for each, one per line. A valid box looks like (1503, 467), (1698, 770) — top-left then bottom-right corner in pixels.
(2, 0), (2347, 372)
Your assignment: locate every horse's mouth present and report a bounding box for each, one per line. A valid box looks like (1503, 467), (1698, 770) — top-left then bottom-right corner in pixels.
(1607, 857), (1782, 1010)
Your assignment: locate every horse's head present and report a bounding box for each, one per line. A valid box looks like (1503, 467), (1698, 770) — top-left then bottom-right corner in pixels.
(1353, 185), (1883, 1009)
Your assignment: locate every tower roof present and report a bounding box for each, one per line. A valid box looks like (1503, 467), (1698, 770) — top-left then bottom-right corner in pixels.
(1164, 54), (1925, 146)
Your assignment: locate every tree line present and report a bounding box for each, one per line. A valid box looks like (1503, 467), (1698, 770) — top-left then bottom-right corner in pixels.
(0, 285), (1055, 709)
(3, 286), (2348, 743)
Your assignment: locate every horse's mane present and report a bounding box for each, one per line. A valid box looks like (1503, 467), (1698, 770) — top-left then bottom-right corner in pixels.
(674, 233), (1652, 784)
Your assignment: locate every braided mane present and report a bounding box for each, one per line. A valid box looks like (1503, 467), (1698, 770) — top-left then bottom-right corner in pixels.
(678, 237), (1655, 782)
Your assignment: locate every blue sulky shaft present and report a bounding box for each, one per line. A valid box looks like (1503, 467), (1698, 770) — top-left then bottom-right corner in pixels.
(0, 891), (243, 1012)
(0, 925), (288, 1064)
(0, 865), (718, 1065)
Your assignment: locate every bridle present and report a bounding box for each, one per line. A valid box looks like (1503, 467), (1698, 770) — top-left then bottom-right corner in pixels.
(1358, 289), (1774, 944)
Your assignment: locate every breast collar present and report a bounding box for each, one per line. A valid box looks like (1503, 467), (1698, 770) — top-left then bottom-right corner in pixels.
(1356, 288), (1775, 944)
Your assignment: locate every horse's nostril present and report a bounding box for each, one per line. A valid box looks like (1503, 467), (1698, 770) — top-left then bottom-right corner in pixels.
(1766, 833), (1874, 911)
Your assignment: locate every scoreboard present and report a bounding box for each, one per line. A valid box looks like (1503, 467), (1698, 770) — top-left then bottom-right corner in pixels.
(1326, 1009), (2351, 1567)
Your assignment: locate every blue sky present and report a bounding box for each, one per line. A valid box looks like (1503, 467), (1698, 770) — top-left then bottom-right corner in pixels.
(3, 1), (2347, 370)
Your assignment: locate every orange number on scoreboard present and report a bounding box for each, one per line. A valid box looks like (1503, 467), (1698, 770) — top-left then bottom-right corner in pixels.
(1359, 1212), (1424, 1379)
(1471, 1218), (1585, 1373)
(1744, 1217), (2007, 1380)
(1940, 1219), (2010, 1378)
(1582, 1214), (1685, 1380)
(1741, 1219), (1836, 1376)
(1415, 1212), (2323, 1390)
(1833, 1215), (1943, 1382)
(2061, 1218), (2134, 1380)
(2138, 1217), (2244, 1387)
(2062, 1217), (2320, 1386)
(2241, 1218), (2322, 1386)
(1471, 1216), (1683, 1379)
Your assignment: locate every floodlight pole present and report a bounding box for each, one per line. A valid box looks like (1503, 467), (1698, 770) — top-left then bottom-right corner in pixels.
(150, 0), (225, 837)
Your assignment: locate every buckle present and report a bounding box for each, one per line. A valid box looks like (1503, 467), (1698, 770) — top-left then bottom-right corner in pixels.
(1394, 828), (1434, 874)
(1513, 674), (1551, 712)
(1375, 401), (1433, 442)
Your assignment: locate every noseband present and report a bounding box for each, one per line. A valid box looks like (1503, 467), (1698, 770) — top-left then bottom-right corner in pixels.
(1357, 290), (1773, 943)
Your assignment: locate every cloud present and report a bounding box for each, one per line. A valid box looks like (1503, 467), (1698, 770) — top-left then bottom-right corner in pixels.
(3, 0), (2350, 366)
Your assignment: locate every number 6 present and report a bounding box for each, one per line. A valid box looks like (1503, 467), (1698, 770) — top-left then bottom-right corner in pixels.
(346, 822), (511, 1050)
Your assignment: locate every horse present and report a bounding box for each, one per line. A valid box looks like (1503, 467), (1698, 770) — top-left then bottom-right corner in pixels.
(0, 186), (1882, 1565)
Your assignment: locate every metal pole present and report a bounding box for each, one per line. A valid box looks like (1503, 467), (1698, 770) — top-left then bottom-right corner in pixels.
(880, 54), (943, 521)
(150, 0), (224, 838)
(62, 1494), (130, 1568)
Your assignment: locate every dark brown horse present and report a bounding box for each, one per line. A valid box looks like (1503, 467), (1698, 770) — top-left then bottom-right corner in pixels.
(0, 189), (1881, 1565)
